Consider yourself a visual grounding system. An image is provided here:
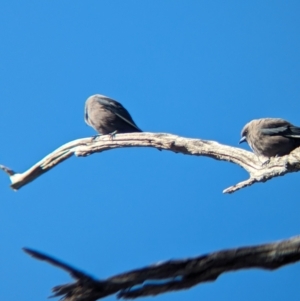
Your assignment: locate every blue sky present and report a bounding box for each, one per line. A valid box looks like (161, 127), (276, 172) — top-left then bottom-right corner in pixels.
(1, 1), (300, 300)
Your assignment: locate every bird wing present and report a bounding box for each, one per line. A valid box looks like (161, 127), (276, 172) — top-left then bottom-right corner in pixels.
(282, 126), (300, 138)
(97, 97), (142, 132)
(260, 123), (300, 138)
(114, 112), (142, 131)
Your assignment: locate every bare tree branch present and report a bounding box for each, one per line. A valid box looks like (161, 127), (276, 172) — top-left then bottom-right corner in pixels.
(23, 235), (300, 300)
(1, 132), (300, 193)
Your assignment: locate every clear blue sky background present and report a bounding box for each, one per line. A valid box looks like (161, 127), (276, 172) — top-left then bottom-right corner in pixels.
(0, 1), (300, 300)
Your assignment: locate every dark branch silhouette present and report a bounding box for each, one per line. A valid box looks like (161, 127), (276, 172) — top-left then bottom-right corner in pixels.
(23, 235), (300, 300)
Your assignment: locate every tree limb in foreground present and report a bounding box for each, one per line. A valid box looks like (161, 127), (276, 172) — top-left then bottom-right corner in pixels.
(1, 132), (300, 193)
(23, 235), (300, 300)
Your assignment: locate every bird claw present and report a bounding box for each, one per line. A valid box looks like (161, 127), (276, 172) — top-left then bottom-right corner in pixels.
(92, 134), (102, 142)
(256, 155), (270, 166)
(262, 159), (270, 166)
(91, 131), (117, 142)
(108, 130), (118, 140)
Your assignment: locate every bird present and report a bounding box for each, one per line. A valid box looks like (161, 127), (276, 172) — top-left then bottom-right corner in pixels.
(239, 118), (300, 159)
(84, 94), (142, 136)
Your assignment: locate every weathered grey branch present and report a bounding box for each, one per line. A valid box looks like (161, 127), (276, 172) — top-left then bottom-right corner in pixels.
(1, 132), (300, 193)
(23, 235), (300, 300)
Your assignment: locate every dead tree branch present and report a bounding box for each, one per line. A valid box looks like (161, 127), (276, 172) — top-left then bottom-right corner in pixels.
(24, 235), (300, 300)
(1, 132), (300, 193)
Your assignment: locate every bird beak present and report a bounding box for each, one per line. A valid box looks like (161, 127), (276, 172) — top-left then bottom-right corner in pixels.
(239, 136), (247, 144)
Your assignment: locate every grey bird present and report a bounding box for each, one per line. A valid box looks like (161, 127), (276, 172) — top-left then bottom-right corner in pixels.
(85, 94), (142, 135)
(239, 118), (300, 158)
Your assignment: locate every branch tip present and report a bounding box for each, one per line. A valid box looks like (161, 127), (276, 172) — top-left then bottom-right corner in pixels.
(0, 164), (16, 176)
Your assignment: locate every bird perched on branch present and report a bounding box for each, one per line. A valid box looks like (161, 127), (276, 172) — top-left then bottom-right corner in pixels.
(84, 94), (142, 136)
(239, 118), (300, 159)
